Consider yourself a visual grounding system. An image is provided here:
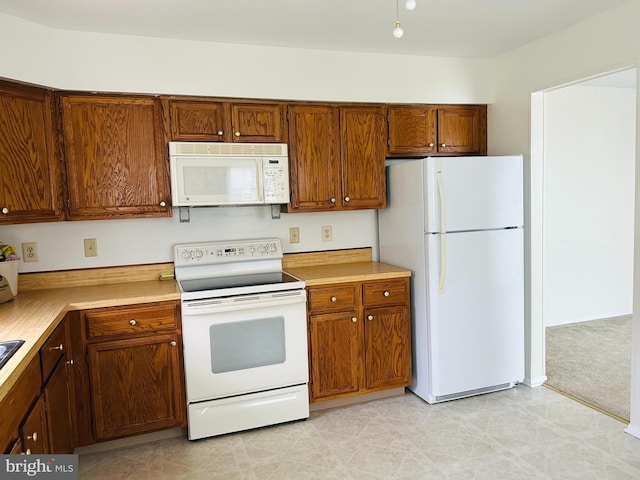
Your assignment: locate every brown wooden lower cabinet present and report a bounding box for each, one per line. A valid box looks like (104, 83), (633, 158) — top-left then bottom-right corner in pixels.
(43, 358), (74, 453)
(307, 277), (412, 402)
(69, 300), (186, 445)
(20, 396), (50, 454)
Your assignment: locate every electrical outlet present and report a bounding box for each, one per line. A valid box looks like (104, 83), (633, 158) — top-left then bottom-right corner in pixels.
(289, 227), (300, 244)
(321, 225), (332, 242)
(84, 238), (98, 257)
(22, 242), (39, 262)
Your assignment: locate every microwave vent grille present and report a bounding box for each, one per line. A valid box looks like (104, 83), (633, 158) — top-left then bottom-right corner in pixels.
(170, 142), (287, 157)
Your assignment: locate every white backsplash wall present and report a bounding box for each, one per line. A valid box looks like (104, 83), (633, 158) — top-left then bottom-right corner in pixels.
(0, 208), (378, 273)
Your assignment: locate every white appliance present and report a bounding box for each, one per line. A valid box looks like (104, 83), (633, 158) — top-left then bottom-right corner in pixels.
(169, 142), (290, 206)
(378, 156), (524, 404)
(174, 238), (309, 440)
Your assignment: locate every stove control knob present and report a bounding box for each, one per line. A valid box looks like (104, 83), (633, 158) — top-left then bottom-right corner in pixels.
(258, 245), (266, 254)
(195, 249), (204, 259)
(181, 250), (192, 260)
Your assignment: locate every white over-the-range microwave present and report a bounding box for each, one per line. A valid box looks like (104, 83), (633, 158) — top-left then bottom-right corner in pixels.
(169, 141), (290, 207)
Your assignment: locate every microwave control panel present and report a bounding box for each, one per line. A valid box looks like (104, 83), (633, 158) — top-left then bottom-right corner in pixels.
(262, 158), (290, 204)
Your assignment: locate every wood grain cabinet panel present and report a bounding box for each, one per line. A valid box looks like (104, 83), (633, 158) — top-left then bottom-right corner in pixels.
(0, 79), (64, 224)
(43, 356), (74, 453)
(87, 333), (184, 441)
(307, 277), (411, 403)
(169, 99), (285, 143)
(20, 396), (49, 454)
(286, 104), (386, 212)
(60, 94), (171, 220)
(387, 104), (487, 157)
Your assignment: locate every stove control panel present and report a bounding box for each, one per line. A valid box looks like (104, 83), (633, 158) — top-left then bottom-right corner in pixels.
(174, 238), (283, 266)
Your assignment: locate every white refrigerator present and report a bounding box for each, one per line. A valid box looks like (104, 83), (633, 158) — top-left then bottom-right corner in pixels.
(378, 156), (524, 403)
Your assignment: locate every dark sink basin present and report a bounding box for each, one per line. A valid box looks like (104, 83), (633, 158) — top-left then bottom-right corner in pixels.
(0, 340), (25, 370)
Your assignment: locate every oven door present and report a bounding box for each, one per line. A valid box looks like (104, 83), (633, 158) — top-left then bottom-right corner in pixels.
(181, 289), (308, 403)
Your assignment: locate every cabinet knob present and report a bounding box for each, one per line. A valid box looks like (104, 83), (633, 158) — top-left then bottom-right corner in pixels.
(27, 432), (38, 442)
(368, 315), (374, 321)
(234, 131), (241, 137)
(441, 143), (446, 148)
(331, 296), (337, 302)
(24, 449), (31, 455)
(170, 341), (177, 347)
(330, 198), (336, 203)
(67, 359), (74, 365)
(344, 196), (350, 202)
(351, 317), (357, 323)
(51, 343), (64, 351)
(129, 319), (137, 326)
(217, 130), (224, 136)
(159, 201), (167, 207)
(428, 142), (434, 147)
(1, 207), (8, 214)
(384, 291), (390, 297)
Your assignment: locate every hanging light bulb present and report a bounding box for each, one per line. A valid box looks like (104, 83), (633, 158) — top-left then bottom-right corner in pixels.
(393, 21), (404, 38)
(405, 0), (416, 10)
(393, 0), (404, 39)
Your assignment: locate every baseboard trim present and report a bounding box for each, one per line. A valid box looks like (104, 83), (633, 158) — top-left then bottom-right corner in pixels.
(624, 423), (640, 439)
(523, 375), (547, 388)
(309, 387), (405, 412)
(74, 428), (186, 455)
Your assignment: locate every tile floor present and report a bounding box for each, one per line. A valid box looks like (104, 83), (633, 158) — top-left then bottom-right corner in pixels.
(78, 386), (640, 479)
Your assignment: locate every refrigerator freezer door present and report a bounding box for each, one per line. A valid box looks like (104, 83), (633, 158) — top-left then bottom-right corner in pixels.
(424, 156), (523, 233)
(425, 228), (524, 402)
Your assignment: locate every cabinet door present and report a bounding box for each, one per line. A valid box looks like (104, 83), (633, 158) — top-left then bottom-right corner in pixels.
(309, 312), (360, 400)
(44, 359), (74, 453)
(364, 305), (411, 391)
(170, 100), (230, 141)
(231, 103), (285, 142)
(60, 94), (171, 220)
(0, 80), (64, 224)
(387, 106), (437, 156)
(87, 333), (183, 441)
(286, 104), (341, 211)
(20, 396), (49, 454)
(437, 105), (487, 155)
(340, 106), (386, 209)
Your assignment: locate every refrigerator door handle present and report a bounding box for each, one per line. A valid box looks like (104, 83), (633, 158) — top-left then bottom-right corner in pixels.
(436, 158), (446, 293)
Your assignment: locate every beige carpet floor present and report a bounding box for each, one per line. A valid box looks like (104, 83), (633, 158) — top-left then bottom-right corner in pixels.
(545, 315), (631, 422)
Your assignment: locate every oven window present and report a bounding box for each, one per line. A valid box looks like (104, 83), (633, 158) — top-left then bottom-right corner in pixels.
(210, 317), (286, 373)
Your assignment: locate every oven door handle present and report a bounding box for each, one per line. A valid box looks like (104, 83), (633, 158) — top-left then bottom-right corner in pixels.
(182, 291), (306, 315)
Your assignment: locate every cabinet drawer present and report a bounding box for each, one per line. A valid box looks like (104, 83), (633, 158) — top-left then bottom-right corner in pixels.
(308, 285), (357, 312)
(363, 279), (409, 307)
(86, 302), (178, 340)
(40, 322), (66, 382)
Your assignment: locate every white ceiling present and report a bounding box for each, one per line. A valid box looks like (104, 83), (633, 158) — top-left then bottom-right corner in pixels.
(0, 0), (630, 59)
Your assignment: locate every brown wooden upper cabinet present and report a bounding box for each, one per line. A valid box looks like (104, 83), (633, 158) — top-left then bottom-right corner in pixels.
(285, 104), (386, 213)
(60, 94), (171, 220)
(0, 80), (64, 224)
(169, 99), (285, 143)
(387, 104), (487, 156)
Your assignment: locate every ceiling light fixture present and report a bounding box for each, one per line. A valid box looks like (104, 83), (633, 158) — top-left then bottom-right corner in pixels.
(393, 0), (417, 39)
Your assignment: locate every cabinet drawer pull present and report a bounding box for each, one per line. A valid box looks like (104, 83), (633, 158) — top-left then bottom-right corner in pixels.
(429, 142), (434, 147)
(330, 198), (336, 203)
(1, 207), (8, 214)
(217, 130), (223, 136)
(330, 296), (337, 302)
(51, 343), (64, 351)
(27, 432), (38, 442)
(170, 341), (177, 347)
(129, 319), (137, 326)
(441, 143), (446, 148)
(24, 449), (31, 455)
(234, 131), (241, 137)
(344, 196), (350, 202)
(67, 359), (74, 365)
(383, 291), (390, 297)
(159, 201), (167, 207)
(351, 317), (357, 323)
(368, 315), (374, 321)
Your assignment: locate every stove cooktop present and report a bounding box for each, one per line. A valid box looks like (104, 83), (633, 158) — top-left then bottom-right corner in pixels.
(179, 271), (301, 293)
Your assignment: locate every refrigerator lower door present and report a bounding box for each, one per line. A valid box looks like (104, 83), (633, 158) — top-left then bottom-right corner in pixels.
(424, 228), (524, 403)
